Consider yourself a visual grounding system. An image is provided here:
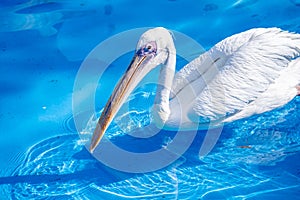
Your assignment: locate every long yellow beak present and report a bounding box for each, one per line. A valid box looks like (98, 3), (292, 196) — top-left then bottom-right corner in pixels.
(89, 54), (148, 153)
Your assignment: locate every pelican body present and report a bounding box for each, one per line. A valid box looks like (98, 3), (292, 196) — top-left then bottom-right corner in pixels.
(90, 27), (300, 153)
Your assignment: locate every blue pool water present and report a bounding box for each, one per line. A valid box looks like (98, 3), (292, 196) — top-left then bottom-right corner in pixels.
(1, 0), (300, 199)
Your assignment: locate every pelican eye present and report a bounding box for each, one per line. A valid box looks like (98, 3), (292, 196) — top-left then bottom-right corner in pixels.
(137, 42), (157, 56)
(144, 45), (153, 52)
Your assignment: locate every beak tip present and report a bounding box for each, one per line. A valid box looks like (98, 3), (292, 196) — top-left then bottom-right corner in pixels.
(88, 122), (104, 154)
(89, 136), (99, 153)
(89, 145), (95, 153)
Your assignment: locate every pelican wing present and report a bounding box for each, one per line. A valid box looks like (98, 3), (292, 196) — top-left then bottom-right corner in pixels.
(172, 28), (300, 124)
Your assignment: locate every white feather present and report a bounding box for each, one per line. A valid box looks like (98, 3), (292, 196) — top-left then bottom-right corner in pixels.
(166, 28), (300, 129)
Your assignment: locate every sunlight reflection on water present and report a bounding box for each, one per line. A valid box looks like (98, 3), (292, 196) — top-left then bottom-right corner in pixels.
(3, 92), (300, 199)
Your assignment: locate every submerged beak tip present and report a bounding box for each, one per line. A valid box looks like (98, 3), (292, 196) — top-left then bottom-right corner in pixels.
(89, 146), (95, 154)
(89, 142), (95, 153)
(89, 122), (105, 154)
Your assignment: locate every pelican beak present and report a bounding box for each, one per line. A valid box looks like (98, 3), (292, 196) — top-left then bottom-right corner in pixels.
(89, 54), (150, 153)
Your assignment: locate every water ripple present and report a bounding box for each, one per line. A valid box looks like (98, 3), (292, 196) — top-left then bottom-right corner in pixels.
(9, 134), (94, 199)
(2, 94), (300, 199)
(2, 134), (183, 199)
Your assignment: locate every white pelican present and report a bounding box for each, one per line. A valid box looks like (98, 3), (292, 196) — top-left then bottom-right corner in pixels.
(90, 27), (300, 153)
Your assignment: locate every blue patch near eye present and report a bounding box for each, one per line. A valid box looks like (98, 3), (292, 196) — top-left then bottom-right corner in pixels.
(136, 48), (143, 56)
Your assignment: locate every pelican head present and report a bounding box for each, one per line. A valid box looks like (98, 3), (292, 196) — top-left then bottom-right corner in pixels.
(90, 27), (176, 153)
